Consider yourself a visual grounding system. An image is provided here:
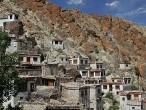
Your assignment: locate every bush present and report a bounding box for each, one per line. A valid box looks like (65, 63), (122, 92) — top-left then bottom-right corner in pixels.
(104, 92), (113, 99)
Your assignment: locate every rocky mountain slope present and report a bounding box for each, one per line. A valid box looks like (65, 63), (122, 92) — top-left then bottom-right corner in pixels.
(1, 0), (146, 76)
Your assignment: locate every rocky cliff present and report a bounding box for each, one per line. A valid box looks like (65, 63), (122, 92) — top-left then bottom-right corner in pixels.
(1, 0), (146, 77)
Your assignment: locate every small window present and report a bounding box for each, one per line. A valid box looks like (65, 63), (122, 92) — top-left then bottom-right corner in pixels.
(85, 60), (88, 64)
(61, 58), (63, 61)
(66, 58), (68, 61)
(128, 80), (131, 84)
(85, 90), (87, 96)
(27, 57), (30, 62)
(115, 85), (120, 90)
(98, 89), (100, 94)
(33, 57), (38, 62)
(117, 80), (122, 82)
(80, 60), (83, 64)
(73, 59), (77, 64)
(132, 107), (135, 110)
(20, 97), (23, 100)
(81, 91), (84, 97)
(126, 64), (128, 67)
(97, 65), (99, 68)
(101, 72), (104, 76)
(103, 85), (107, 89)
(122, 97), (125, 101)
(112, 79), (114, 82)
(82, 71), (87, 76)
(117, 91), (119, 95)
(90, 72), (94, 77)
(55, 41), (58, 44)
(10, 15), (13, 19)
(15, 15), (18, 19)
(95, 72), (100, 76)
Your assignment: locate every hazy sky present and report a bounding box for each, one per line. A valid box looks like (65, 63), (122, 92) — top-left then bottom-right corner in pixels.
(49, 0), (146, 26)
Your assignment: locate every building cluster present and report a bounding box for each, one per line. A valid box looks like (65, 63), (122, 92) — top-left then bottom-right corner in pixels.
(1, 14), (146, 110)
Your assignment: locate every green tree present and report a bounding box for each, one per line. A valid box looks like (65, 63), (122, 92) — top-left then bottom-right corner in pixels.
(0, 31), (19, 109)
(105, 92), (119, 110)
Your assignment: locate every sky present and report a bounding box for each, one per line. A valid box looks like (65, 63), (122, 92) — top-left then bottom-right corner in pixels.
(49, 0), (146, 26)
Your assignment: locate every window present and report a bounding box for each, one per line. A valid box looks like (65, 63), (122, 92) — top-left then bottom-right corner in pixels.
(61, 58), (63, 61)
(27, 57), (30, 62)
(33, 57), (38, 62)
(101, 72), (104, 76)
(117, 91), (119, 95)
(132, 107), (135, 110)
(98, 89), (101, 94)
(82, 71), (87, 76)
(20, 97), (23, 100)
(117, 80), (122, 82)
(90, 72), (94, 77)
(125, 80), (127, 84)
(127, 94), (131, 100)
(10, 15), (12, 19)
(85, 90), (87, 96)
(73, 59), (77, 64)
(55, 41), (58, 44)
(122, 97), (125, 101)
(81, 91), (84, 97)
(95, 72), (100, 76)
(128, 80), (131, 84)
(103, 85), (107, 89)
(126, 64), (128, 67)
(112, 79), (114, 82)
(134, 94), (139, 100)
(66, 58), (68, 61)
(80, 60), (83, 64)
(115, 85), (120, 90)
(85, 60), (88, 64)
(100, 65), (103, 68)
(15, 15), (18, 19)
(97, 65), (99, 68)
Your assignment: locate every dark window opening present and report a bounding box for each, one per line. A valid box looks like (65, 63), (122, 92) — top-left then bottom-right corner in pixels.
(85, 90), (87, 96)
(20, 97), (23, 100)
(103, 85), (107, 89)
(80, 60), (83, 64)
(98, 89), (100, 94)
(61, 58), (63, 61)
(55, 41), (58, 44)
(85, 60), (88, 64)
(27, 57), (30, 62)
(33, 57), (38, 62)
(81, 91), (84, 97)
(115, 85), (120, 90)
(10, 15), (12, 19)
(15, 15), (18, 19)
(122, 97), (125, 101)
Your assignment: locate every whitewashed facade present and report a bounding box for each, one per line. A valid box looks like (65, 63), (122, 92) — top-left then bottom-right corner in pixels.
(120, 91), (143, 110)
(0, 14), (18, 27)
